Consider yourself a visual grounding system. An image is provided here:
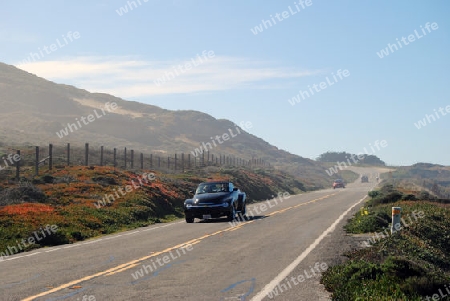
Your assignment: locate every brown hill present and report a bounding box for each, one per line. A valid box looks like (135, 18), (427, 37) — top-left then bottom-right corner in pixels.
(0, 62), (332, 189)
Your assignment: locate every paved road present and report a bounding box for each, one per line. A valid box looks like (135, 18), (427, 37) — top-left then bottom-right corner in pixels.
(1, 168), (383, 301)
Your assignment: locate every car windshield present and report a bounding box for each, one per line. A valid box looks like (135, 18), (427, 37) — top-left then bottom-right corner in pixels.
(334, 180), (343, 183)
(195, 183), (229, 194)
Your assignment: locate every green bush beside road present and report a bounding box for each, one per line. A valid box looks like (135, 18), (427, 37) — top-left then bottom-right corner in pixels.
(322, 184), (450, 300)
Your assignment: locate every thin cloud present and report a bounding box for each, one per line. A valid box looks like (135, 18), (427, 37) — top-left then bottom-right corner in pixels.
(16, 55), (323, 97)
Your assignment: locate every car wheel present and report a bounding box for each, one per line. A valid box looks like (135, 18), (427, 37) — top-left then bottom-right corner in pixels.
(228, 205), (236, 221)
(241, 203), (247, 216)
(185, 217), (194, 223)
(238, 203), (247, 221)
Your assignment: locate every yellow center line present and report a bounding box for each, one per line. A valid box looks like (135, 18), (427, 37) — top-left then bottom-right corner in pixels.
(265, 193), (337, 217)
(22, 192), (336, 301)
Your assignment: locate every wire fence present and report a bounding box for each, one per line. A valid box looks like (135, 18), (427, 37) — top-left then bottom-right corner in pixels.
(0, 143), (269, 181)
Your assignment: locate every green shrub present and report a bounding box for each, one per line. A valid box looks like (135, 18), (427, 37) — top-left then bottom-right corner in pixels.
(402, 194), (417, 201)
(368, 190), (381, 198)
(42, 174), (55, 183)
(345, 209), (390, 233)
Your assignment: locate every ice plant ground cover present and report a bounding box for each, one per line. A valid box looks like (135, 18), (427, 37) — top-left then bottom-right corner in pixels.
(0, 165), (307, 255)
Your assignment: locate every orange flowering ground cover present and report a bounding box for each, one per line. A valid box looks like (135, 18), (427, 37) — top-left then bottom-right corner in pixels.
(0, 203), (54, 215)
(0, 165), (305, 253)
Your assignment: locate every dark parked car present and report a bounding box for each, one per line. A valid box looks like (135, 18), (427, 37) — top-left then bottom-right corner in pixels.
(333, 179), (345, 189)
(184, 181), (246, 223)
(361, 175), (369, 183)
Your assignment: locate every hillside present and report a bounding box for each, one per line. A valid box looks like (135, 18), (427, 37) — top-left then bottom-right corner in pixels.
(0, 62), (332, 188)
(387, 163), (450, 199)
(317, 151), (386, 166)
(0, 165), (306, 256)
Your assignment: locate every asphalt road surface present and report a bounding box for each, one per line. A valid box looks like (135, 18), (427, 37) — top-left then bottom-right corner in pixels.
(0, 168), (386, 301)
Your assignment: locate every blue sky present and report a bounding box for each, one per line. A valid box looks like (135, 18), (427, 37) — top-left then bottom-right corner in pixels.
(2, 0), (449, 166)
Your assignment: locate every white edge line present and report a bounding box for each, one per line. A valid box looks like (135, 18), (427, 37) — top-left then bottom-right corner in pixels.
(45, 248), (61, 253)
(82, 241), (99, 245)
(159, 224), (172, 228)
(123, 231), (140, 236)
(250, 195), (368, 301)
(2, 252), (40, 262)
(0, 220), (186, 264)
(143, 226), (161, 232)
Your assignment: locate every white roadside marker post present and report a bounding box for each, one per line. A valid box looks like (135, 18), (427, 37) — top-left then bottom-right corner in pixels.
(391, 207), (402, 234)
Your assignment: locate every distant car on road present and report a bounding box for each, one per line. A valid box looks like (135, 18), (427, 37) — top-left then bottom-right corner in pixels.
(184, 181), (246, 223)
(333, 179), (345, 189)
(361, 175), (369, 183)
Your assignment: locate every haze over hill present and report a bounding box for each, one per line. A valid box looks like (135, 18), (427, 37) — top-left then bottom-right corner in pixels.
(0, 62), (334, 188)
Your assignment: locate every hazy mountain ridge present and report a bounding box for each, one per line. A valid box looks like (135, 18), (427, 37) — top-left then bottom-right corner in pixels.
(0, 62), (332, 188)
(390, 163), (450, 198)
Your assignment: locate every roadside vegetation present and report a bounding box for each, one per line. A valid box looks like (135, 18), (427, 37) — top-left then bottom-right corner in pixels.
(0, 165), (307, 254)
(322, 183), (450, 300)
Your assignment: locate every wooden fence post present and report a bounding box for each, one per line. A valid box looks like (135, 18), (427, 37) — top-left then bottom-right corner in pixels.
(15, 150), (20, 181)
(67, 143), (70, 166)
(35, 146), (39, 176)
(181, 153), (185, 172)
(130, 150), (134, 169)
(100, 146), (104, 166)
(113, 148), (117, 170)
(85, 143), (89, 166)
(124, 147), (127, 169)
(49, 144), (53, 170)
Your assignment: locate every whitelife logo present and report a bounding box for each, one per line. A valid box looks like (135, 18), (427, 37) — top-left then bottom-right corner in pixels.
(414, 105), (450, 129)
(19, 31), (81, 64)
(131, 244), (193, 282)
(153, 50), (215, 86)
(0, 225), (58, 261)
(94, 172), (156, 209)
(190, 121), (253, 158)
(288, 69), (350, 106)
(250, 0), (313, 35)
(267, 262), (328, 299)
(115, 0), (149, 16)
(376, 22), (439, 58)
(325, 140), (388, 177)
(56, 102), (118, 139)
(0, 152), (21, 171)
